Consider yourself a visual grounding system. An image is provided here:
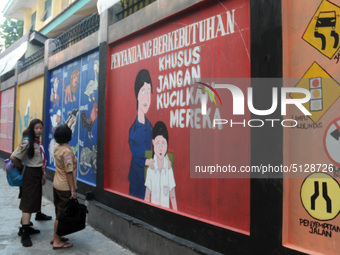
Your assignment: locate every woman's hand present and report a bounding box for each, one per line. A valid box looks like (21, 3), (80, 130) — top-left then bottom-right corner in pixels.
(9, 155), (23, 169)
(42, 167), (47, 185)
(71, 190), (77, 199)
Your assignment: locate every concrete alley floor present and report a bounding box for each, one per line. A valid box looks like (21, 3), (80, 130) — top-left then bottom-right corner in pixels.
(0, 168), (136, 255)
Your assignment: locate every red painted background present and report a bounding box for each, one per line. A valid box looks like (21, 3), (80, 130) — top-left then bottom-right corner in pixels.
(0, 88), (14, 153)
(105, 0), (250, 234)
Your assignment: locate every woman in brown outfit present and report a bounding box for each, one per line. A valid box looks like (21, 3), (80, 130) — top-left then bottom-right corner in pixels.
(51, 124), (77, 250)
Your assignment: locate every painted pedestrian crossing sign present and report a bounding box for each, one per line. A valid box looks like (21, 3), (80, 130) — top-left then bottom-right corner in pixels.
(303, 0), (340, 59)
(301, 173), (340, 221)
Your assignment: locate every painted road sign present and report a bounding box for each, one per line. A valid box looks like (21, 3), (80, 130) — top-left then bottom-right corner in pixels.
(324, 118), (340, 167)
(301, 173), (340, 220)
(303, 0), (340, 59)
(291, 62), (340, 123)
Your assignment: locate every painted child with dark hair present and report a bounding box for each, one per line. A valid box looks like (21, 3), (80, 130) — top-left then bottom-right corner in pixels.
(144, 121), (177, 210)
(128, 69), (154, 199)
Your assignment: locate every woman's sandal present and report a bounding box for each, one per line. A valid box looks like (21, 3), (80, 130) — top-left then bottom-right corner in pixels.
(52, 242), (73, 250)
(50, 237), (69, 245)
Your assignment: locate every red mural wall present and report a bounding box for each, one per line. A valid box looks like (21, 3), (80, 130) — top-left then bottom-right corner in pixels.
(105, 0), (250, 234)
(0, 88), (14, 153)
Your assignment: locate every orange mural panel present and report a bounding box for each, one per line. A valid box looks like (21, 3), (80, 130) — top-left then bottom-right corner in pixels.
(283, 0), (340, 254)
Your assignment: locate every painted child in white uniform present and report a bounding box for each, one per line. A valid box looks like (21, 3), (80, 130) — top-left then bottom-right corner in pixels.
(144, 121), (177, 210)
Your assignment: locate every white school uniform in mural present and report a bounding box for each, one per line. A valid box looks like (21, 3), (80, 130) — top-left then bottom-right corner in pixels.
(145, 154), (176, 208)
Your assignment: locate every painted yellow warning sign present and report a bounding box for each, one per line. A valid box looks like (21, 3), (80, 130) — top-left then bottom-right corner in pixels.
(291, 62), (340, 123)
(303, 0), (340, 59)
(301, 173), (340, 221)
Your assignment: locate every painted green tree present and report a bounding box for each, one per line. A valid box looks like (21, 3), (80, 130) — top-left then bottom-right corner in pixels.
(0, 18), (23, 52)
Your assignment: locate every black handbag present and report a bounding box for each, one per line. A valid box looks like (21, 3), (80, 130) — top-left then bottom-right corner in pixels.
(57, 198), (88, 236)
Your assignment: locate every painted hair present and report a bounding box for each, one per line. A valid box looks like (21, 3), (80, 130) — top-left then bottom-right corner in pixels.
(134, 69), (152, 109)
(27, 119), (44, 158)
(54, 124), (72, 144)
(152, 121), (169, 146)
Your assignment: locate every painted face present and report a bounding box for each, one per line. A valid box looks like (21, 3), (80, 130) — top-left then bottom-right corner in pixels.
(137, 82), (151, 114)
(152, 135), (167, 161)
(34, 123), (43, 138)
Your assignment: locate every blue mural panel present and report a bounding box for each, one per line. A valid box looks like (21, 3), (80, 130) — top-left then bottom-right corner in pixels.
(45, 49), (99, 186)
(78, 52), (99, 185)
(46, 67), (63, 168)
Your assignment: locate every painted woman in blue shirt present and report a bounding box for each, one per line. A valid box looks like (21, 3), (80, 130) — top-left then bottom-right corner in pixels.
(128, 69), (154, 199)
